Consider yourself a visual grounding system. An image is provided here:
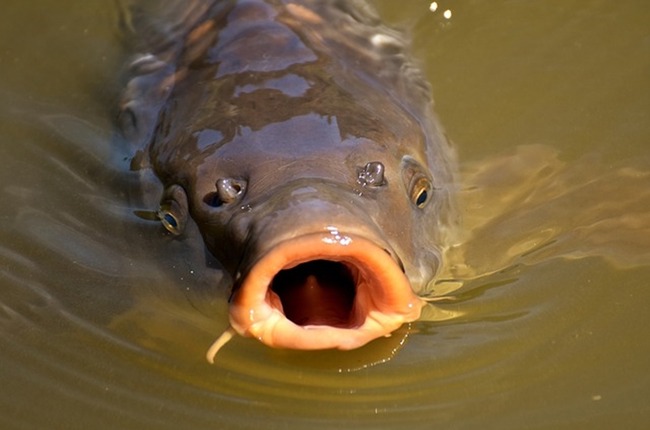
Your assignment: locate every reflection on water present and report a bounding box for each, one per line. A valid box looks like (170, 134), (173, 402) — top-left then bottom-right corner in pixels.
(1, 1), (649, 429)
(440, 144), (650, 287)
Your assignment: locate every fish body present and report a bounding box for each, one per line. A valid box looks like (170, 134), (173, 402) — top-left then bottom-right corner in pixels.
(119, 0), (457, 353)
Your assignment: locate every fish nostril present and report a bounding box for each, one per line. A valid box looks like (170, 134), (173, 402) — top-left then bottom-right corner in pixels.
(203, 192), (221, 207)
(357, 161), (385, 187)
(205, 178), (247, 207)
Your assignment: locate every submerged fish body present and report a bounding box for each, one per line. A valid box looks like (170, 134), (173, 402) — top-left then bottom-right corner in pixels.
(119, 0), (457, 355)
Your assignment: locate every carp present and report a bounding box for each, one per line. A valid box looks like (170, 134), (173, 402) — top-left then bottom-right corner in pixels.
(118, 0), (457, 362)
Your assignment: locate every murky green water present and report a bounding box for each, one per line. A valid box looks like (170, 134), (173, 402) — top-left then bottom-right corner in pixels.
(1, 1), (648, 429)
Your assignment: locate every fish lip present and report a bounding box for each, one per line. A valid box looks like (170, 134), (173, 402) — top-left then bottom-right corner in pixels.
(228, 231), (424, 350)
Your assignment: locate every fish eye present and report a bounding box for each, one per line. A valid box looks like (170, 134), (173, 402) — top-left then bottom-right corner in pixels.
(158, 184), (188, 235)
(159, 210), (181, 234)
(410, 176), (432, 209)
(400, 156), (434, 209)
(416, 189), (428, 207)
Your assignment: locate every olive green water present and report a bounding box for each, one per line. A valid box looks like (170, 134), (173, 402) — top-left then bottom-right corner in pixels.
(1, 1), (648, 429)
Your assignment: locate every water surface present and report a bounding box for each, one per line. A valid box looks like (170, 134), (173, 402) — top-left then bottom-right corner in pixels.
(1, 1), (648, 429)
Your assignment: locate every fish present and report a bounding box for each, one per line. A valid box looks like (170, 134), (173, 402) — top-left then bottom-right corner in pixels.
(117, 0), (457, 362)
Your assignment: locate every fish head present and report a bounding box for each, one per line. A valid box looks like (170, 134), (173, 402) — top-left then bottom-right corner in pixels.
(128, 0), (457, 351)
(153, 97), (455, 350)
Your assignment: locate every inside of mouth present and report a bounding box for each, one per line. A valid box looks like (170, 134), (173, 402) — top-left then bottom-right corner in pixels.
(269, 260), (359, 328)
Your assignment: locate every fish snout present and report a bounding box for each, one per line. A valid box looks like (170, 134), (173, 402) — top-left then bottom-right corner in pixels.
(227, 190), (424, 350)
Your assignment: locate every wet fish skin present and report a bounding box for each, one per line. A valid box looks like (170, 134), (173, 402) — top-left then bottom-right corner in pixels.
(119, 0), (457, 352)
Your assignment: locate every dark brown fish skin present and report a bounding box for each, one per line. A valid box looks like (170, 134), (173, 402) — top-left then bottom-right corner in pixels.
(120, 0), (457, 351)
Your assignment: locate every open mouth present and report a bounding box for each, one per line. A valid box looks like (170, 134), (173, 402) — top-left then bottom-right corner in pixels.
(270, 260), (358, 328)
(224, 231), (424, 351)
